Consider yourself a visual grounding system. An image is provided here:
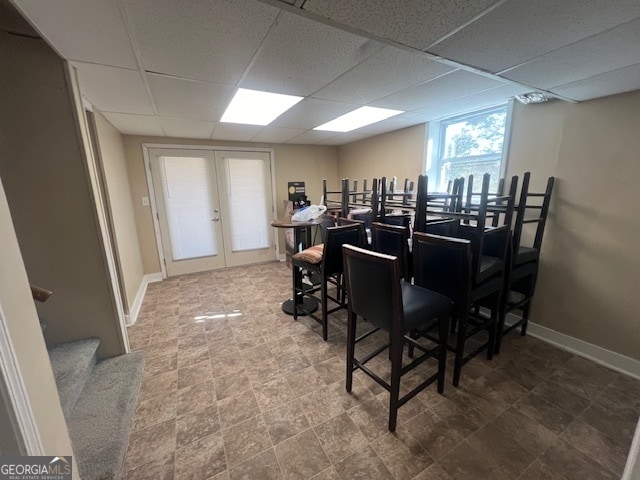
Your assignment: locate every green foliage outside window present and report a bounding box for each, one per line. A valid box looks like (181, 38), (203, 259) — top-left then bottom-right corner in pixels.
(435, 106), (508, 193)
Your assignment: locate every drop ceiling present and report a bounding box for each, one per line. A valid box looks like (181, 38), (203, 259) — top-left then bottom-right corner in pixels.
(10, 0), (640, 145)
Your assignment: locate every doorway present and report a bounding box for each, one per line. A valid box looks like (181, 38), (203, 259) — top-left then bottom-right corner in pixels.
(147, 147), (276, 277)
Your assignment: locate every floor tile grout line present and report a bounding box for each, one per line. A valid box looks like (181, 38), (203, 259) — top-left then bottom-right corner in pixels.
(125, 262), (638, 480)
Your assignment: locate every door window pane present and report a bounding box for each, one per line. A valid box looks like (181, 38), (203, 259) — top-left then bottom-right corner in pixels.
(161, 156), (217, 260)
(225, 157), (270, 251)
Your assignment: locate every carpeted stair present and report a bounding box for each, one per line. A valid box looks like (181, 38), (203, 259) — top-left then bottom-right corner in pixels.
(48, 338), (144, 480)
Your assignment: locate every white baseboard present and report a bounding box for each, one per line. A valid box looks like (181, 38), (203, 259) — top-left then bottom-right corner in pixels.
(506, 313), (640, 380)
(127, 273), (162, 326)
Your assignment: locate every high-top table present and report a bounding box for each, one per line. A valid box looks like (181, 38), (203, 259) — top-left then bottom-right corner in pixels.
(271, 215), (324, 315)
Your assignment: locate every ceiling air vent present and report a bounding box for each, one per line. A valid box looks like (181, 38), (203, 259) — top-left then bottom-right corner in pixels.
(515, 92), (554, 104)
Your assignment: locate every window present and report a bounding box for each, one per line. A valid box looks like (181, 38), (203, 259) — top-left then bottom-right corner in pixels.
(426, 104), (511, 193)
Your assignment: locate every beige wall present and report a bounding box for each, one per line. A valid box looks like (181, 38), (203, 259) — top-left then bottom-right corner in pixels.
(0, 31), (123, 358)
(0, 178), (76, 462)
(122, 136), (339, 271)
(507, 92), (640, 360)
(93, 112), (145, 311)
(339, 92), (640, 361)
(337, 124), (427, 185)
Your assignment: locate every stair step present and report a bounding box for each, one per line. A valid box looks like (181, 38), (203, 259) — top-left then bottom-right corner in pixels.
(48, 338), (100, 418)
(68, 351), (144, 480)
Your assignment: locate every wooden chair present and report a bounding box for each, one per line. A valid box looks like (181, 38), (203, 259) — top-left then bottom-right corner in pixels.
(342, 244), (451, 431)
(370, 222), (411, 281)
(291, 223), (366, 340)
(337, 217), (369, 248)
(455, 174), (517, 285)
(414, 175), (464, 234)
(464, 174), (507, 227)
(379, 213), (412, 230)
(496, 172), (554, 351)
(411, 174), (515, 385)
(412, 232), (505, 386)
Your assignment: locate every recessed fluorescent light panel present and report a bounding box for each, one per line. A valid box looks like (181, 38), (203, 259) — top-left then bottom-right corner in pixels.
(221, 88), (303, 125)
(314, 106), (404, 132)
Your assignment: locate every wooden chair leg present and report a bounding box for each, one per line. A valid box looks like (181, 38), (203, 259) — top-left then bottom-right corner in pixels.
(437, 314), (449, 394)
(388, 331), (404, 432)
(407, 331), (417, 358)
(453, 312), (467, 387)
(495, 288), (509, 355)
(487, 307), (498, 361)
(321, 279), (328, 341)
(521, 302), (531, 336)
(346, 311), (357, 393)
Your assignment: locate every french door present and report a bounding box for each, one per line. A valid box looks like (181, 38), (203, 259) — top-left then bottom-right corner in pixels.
(149, 148), (275, 276)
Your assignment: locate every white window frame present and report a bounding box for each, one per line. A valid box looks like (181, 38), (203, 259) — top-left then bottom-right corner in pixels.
(424, 100), (514, 192)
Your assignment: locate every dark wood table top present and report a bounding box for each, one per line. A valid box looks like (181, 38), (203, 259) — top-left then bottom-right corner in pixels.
(270, 216), (324, 229)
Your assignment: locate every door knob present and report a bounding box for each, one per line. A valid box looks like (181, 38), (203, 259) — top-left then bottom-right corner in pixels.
(212, 217), (220, 222)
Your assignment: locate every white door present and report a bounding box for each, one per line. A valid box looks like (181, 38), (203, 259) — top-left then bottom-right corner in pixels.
(214, 151), (275, 267)
(149, 148), (275, 276)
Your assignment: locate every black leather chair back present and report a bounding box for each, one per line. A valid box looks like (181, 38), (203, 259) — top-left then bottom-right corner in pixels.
(316, 214), (336, 244)
(342, 245), (400, 332)
(380, 214), (411, 229)
(412, 232), (471, 307)
(370, 222), (410, 281)
(337, 217), (369, 247)
(322, 223), (365, 276)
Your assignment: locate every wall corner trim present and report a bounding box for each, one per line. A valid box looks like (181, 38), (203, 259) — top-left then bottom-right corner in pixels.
(506, 313), (640, 379)
(0, 303), (45, 455)
(128, 273), (163, 326)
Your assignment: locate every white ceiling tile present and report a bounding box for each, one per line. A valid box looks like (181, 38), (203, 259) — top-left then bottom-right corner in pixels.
(212, 123), (263, 142)
(372, 70), (507, 112)
(501, 18), (640, 89)
(314, 46), (455, 104)
(13, 0), (640, 145)
(74, 62), (154, 114)
(271, 98), (357, 129)
(429, 0), (640, 73)
(317, 134), (355, 145)
(353, 114), (428, 135)
(284, 130), (339, 144)
(159, 118), (215, 139)
(147, 73), (235, 121)
(251, 126), (305, 143)
(301, 0), (502, 50)
(121, 0), (278, 84)
(414, 84), (529, 120)
(318, 132), (365, 145)
(14, 0), (138, 68)
(241, 11), (384, 96)
(550, 64), (640, 101)
(102, 112), (164, 136)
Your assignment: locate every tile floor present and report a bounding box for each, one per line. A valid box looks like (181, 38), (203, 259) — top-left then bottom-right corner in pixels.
(123, 261), (639, 480)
